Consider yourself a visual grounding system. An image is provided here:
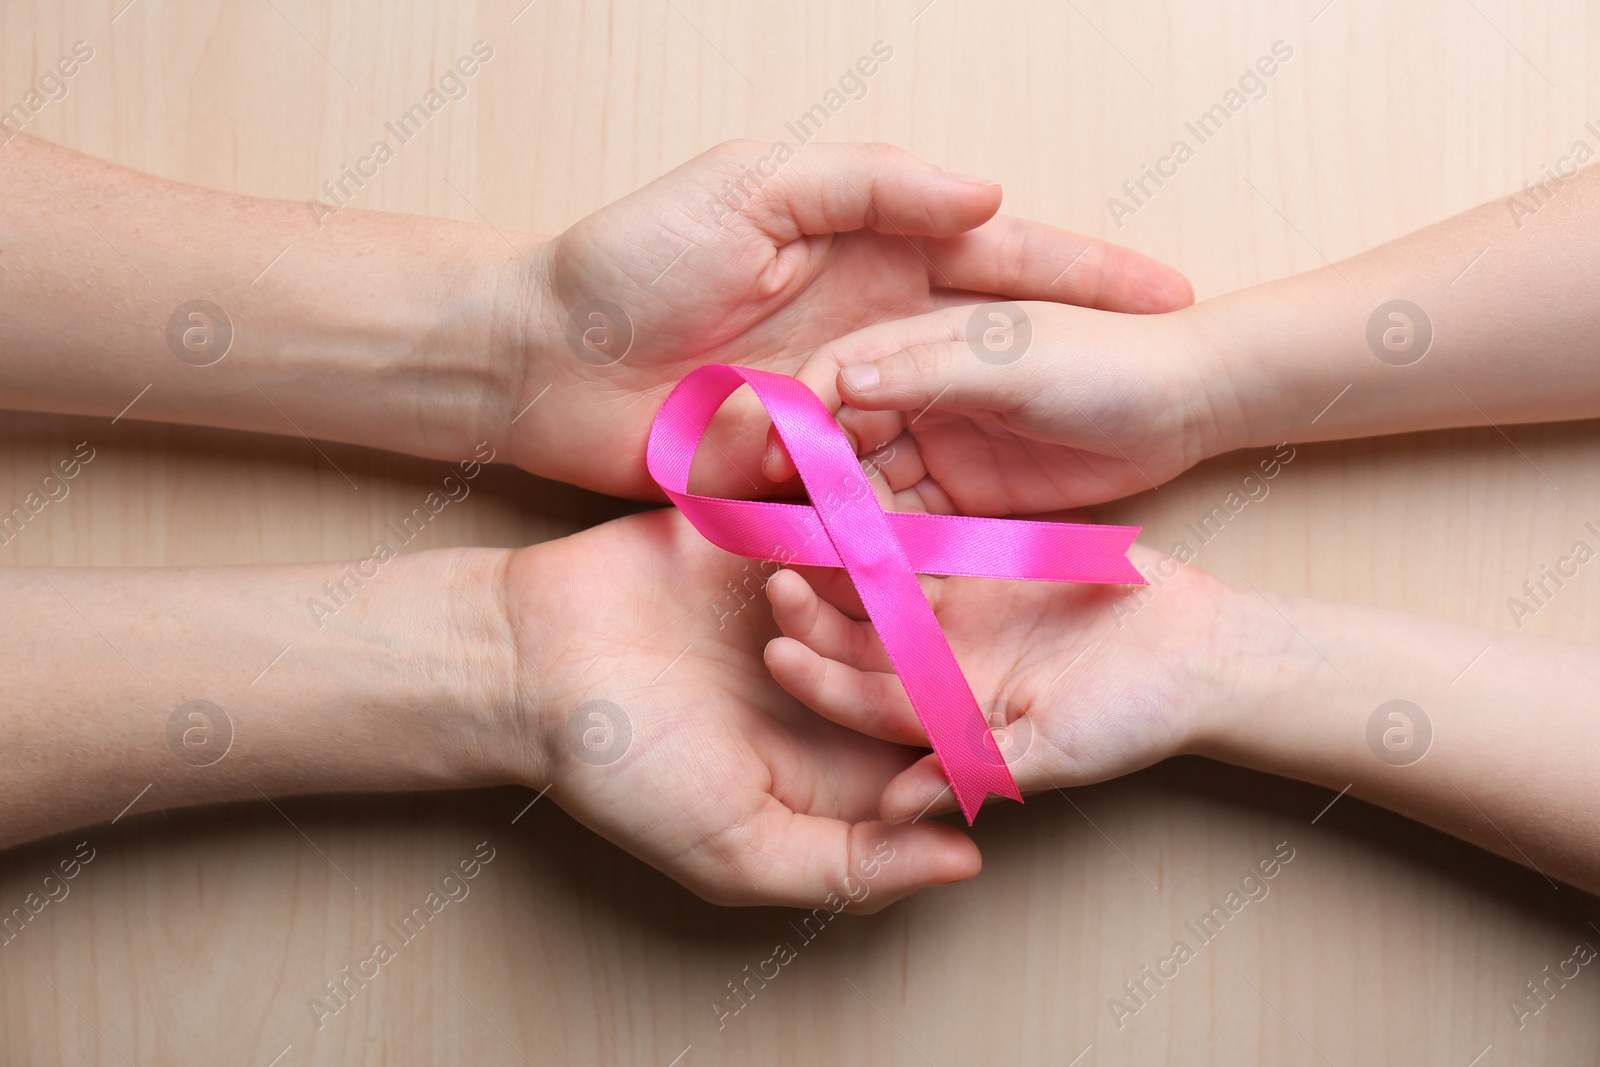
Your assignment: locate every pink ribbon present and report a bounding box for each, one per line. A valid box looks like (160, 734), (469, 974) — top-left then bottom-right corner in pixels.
(647, 365), (1144, 823)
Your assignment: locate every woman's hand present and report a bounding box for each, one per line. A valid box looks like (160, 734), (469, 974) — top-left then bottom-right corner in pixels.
(503, 141), (1194, 500)
(496, 507), (984, 908)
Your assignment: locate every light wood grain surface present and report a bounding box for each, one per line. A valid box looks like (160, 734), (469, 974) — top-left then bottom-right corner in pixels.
(4, 1), (1599, 1064)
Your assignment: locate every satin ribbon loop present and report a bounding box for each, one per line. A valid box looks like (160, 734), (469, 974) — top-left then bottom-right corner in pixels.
(647, 364), (1143, 823)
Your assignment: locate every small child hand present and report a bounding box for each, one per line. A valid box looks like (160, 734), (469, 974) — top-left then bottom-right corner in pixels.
(764, 301), (1235, 516)
(762, 545), (1238, 822)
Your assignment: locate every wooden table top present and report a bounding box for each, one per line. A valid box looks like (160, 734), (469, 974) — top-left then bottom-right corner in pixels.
(3, 2), (1597, 1063)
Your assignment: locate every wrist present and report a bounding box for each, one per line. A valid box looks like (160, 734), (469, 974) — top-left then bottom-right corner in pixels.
(1174, 298), (1261, 458)
(1183, 275), (1362, 454)
(1183, 579), (1327, 761)
(347, 224), (555, 464)
(337, 545), (533, 791)
(0, 550), (530, 849)
(174, 220), (539, 465)
(0, 139), (550, 470)
(481, 231), (563, 464)
(471, 539), (565, 792)
(146, 210), (547, 465)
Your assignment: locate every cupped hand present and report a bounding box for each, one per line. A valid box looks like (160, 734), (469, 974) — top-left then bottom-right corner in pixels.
(760, 544), (1237, 823)
(507, 140), (1193, 499)
(498, 507), (985, 909)
(763, 299), (1233, 516)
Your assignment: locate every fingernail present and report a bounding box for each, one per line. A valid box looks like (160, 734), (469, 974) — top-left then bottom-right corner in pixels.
(764, 439), (781, 475)
(887, 795), (941, 825)
(840, 363), (880, 394)
(946, 172), (1000, 187)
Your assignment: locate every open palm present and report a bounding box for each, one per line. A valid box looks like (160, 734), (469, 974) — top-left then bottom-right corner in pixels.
(761, 543), (1230, 823)
(499, 507), (984, 908)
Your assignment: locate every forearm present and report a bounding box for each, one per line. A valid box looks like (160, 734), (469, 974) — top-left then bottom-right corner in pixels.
(1199, 587), (1600, 891)
(1193, 163), (1600, 449)
(0, 547), (528, 850)
(0, 134), (547, 462)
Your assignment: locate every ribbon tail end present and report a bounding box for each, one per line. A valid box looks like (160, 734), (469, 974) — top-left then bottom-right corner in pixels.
(949, 766), (1025, 825)
(1114, 527), (1147, 586)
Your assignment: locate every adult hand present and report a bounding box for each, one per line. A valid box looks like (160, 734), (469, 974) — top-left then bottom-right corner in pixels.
(505, 140), (1193, 499)
(499, 507), (981, 908)
(0, 135), (1190, 502)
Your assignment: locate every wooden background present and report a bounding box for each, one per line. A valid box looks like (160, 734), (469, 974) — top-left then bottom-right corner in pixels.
(4, 0), (1600, 1063)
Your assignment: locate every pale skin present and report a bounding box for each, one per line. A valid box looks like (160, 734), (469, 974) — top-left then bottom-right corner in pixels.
(766, 162), (1600, 515)
(0, 511), (988, 909)
(765, 549), (1600, 895)
(0, 133), (1190, 503)
(761, 164), (1600, 893)
(0, 134), (1192, 906)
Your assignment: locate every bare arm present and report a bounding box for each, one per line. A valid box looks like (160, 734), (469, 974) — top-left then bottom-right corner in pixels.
(0, 548), (516, 851)
(1202, 162), (1600, 449)
(783, 161), (1600, 516)
(0, 134), (1193, 501)
(1197, 586), (1600, 893)
(0, 511), (981, 909)
(0, 133), (523, 466)
(763, 552), (1600, 893)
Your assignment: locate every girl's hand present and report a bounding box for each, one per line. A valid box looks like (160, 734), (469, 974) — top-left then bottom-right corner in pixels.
(763, 301), (1234, 516)
(760, 545), (1240, 822)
